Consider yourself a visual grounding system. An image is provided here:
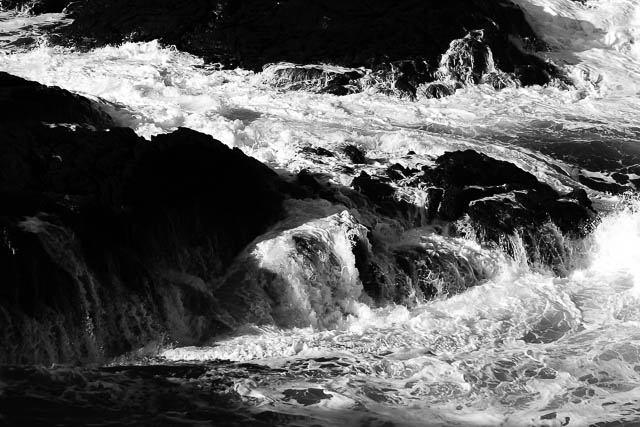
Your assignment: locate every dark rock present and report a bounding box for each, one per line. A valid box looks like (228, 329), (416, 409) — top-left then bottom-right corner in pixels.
(0, 72), (115, 128)
(612, 172), (630, 184)
(421, 150), (594, 269)
(0, 74), (289, 364)
(342, 145), (367, 164)
(61, 0), (560, 86)
(0, 123), (288, 364)
(425, 150), (545, 189)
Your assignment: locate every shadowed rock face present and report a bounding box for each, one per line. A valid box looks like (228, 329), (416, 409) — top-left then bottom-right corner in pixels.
(0, 74), (289, 364)
(0, 72), (115, 128)
(61, 0), (557, 84)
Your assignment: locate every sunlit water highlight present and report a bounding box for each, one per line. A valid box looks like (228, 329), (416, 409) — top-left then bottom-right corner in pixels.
(2, 1), (640, 425)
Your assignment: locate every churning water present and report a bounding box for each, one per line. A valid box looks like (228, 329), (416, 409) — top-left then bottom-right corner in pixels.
(2, 0), (640, 425)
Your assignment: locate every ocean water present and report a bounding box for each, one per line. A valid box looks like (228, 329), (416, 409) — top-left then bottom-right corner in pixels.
(2, 1), (640, 426)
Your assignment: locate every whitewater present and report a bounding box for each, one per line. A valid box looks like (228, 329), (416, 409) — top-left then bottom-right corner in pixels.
(2, 0), (640, 426)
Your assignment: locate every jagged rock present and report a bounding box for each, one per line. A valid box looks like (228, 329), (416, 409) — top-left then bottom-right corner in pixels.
(0, 72), (115, 128)
(61, 0), (560, 86)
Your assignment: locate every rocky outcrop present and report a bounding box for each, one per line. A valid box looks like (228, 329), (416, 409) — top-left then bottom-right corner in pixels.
(61, 0), (560, 88)
(0, 75), (288, 364)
